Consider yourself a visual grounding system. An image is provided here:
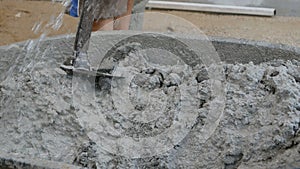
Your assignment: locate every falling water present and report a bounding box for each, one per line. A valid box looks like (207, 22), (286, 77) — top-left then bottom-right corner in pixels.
(0, 0), (74, 160)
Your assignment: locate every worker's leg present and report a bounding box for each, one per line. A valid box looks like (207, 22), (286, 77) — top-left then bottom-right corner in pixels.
(92, 18), (114, 31)
(113, 0), (134, 30)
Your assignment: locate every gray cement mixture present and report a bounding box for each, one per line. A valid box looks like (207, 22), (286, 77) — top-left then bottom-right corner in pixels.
(0, 34), (299, 169)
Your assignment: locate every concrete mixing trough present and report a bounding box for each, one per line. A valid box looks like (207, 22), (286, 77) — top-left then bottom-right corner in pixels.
(1, 32), (300, 80)
(0, 31), (299, 168)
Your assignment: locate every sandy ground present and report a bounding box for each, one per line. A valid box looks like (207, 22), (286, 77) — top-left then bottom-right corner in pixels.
(150, 10), (300, 47)
(0, 0), (300, 47)
(0, 0), (78, 46)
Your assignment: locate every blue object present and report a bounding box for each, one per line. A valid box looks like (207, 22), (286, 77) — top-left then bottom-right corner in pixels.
(70, 0), (79, 17)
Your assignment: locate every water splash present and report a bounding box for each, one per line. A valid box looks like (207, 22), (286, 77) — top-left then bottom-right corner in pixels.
(0, 0), (70, 139)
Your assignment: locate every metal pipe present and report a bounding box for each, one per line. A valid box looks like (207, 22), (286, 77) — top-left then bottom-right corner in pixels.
(146, 1), (276, 16)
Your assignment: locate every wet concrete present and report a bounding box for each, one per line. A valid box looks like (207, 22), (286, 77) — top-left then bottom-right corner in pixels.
(0, 32), (299, 168)
(2, 31), (299, 79)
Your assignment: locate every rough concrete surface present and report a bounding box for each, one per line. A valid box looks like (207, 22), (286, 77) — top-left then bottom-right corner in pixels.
(0, 32), (299, 168)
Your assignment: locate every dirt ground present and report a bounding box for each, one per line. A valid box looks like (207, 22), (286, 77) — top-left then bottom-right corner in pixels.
(0, 0), (300, 47)
(0, 0), (78, 46)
